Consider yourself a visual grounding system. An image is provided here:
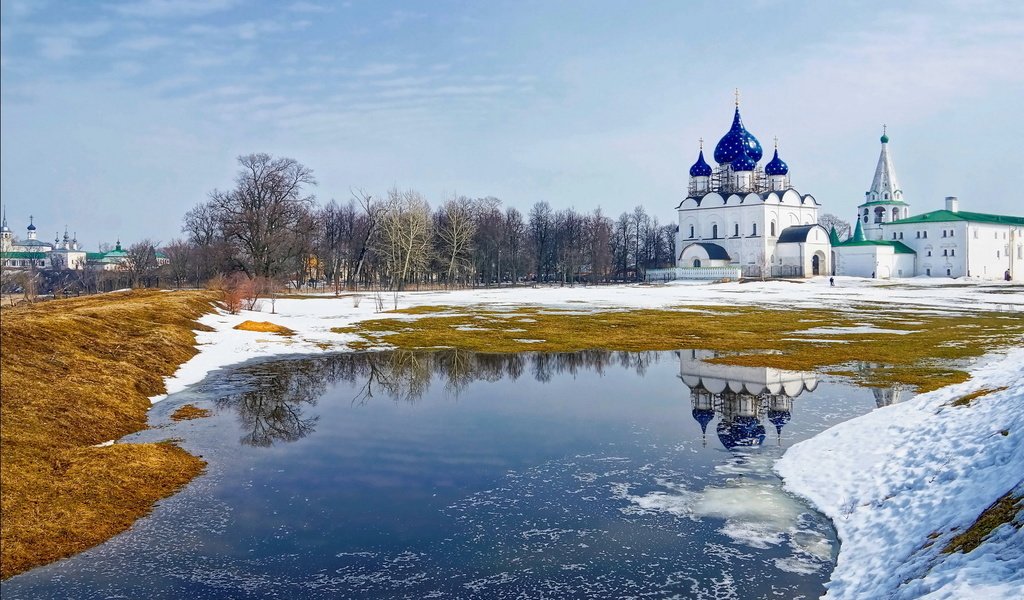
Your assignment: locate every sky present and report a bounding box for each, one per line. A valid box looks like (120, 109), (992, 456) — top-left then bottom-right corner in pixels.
(1, 0), (1023, 250)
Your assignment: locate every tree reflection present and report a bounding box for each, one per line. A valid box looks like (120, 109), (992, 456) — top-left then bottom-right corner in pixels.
(213, 349), (664, 446)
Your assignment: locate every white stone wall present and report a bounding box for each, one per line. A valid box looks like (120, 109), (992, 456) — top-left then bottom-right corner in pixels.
(676, 189), (820, 276)
(882, 219), (1022, 279)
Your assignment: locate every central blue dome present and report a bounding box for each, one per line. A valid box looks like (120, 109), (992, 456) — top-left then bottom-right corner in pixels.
(714, 107), (763, 165)
(764, 148), (789, 176)
(731, 147), (756, 172)
(689, 150), (712, 177)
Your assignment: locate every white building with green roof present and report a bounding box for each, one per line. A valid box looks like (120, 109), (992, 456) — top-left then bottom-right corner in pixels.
(834, 132), (1023, 280)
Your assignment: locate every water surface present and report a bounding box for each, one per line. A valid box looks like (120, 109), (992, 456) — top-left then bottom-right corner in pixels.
(2, 349), (906, 599)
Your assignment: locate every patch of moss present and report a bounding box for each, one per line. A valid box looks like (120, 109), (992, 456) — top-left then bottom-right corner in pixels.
(943, 491), (1023, 554)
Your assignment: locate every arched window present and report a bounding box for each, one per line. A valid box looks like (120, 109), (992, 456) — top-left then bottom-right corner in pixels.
(770, 221), (776, 237)
(693, 258), (701, 267)
(734, 223), (739, 237)
(752, 223), (758, 236)
(892, 207), (900, 221)
(874, 207), (885, 223)
(689, 225), (695, 238)
(712, 224), (719, 239)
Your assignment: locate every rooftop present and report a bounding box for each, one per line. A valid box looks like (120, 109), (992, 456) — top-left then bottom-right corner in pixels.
(890, 209), (1024, 227)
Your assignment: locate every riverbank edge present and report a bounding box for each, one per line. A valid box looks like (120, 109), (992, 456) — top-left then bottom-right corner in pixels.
(775, 347), (1024, 599)
(0, 290), (218, 579)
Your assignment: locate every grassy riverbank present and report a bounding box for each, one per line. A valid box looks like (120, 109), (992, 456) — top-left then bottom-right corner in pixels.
(333, 303), (1024, 392)
(0, 290), (217, 579)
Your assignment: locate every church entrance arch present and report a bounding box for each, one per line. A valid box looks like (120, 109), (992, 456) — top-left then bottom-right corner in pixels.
(692, 259), (701, 268)
(812, 254), (821, 276)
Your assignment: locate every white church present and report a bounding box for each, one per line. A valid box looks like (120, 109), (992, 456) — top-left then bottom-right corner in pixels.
(670, 99), (831, 279)
(657, 99), (1023, 281)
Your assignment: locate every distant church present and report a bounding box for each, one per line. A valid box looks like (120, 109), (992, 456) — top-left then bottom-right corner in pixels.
(832, 130), (1024, 280)
(673, 96), (831, 279)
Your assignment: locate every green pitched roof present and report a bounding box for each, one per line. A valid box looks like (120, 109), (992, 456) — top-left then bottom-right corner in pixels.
(835, 239), (916, 254)
(1, 251), (48, 259)
(890, 209), (1024, 226)
(851, 219), (865, 242)
(828, 226), (841, 245)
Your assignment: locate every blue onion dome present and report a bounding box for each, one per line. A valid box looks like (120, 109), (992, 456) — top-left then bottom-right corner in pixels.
(764, 148), (789, 176)
(767, 409), (791, 434)
(717, 416), (766, 449)
(689, 150), (713, 177)
(731, 147), (756, 172)
(26, 218), (36, 231)
(692, 408), (715, 434)
(714, 107), (763, 165)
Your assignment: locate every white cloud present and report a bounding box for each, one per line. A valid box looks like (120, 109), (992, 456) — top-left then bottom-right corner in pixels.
(108, 0), (240, 19)
(38, 36), (79, 60)
(288, 1), (331, 13)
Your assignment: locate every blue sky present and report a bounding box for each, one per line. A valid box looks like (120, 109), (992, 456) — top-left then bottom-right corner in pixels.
(1, 0), (1022, 249)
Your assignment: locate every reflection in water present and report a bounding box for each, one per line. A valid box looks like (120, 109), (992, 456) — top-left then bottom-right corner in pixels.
(679, 349), (817, 449)
(215, 350), (663, 446)
(679, 350), (906, 449)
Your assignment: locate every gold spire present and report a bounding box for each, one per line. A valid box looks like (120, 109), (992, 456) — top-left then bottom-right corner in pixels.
(699, 136), (704, 150)
(734, 88), (740, 107)
(773, 136), (778, 149)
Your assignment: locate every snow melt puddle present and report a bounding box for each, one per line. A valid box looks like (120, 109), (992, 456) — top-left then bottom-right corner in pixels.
(3, 348), (889, 600)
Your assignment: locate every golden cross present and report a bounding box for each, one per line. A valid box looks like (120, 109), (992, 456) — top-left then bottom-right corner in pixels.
(734, 88), (740, 107)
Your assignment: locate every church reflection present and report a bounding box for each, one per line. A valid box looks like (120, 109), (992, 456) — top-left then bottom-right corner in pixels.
(679, 349), (817, 450)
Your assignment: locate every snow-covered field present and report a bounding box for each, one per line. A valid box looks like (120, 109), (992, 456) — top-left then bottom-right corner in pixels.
(153, 277), (1023, 598)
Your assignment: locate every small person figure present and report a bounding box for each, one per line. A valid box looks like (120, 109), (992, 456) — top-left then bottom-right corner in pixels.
(829, 276), (835, 287)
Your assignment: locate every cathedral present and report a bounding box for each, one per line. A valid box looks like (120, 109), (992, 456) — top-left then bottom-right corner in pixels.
(672, 98), (831, 279)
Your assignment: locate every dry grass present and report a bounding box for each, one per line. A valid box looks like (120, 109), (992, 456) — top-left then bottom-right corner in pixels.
(170, 404), (212, 421)
(943, 490), (1023, 554)
(949, 386), (1009, 408)
(332, 304), (1024, 392)
(233, 320), (295, 335)
(0, 290), (217, 579)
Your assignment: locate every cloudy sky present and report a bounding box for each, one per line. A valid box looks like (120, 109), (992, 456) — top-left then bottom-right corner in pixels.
(1, 0), (1022, 249)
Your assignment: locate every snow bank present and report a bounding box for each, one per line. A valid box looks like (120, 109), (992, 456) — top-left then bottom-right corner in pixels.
(776, 349), (1024, 599)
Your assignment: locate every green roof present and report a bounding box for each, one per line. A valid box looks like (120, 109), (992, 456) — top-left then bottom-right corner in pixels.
(1, 251), (48, 259)
(890, 209), (1024, 226)
(861, 200), (909, 207)
(86, 252), (106, 260)
(835, 239), (916, 254)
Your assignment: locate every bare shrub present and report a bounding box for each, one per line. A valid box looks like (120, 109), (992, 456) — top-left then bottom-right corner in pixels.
(223, 272), (250, 314)
(352, 294), (362, 308)
(206, 273), (226, 292)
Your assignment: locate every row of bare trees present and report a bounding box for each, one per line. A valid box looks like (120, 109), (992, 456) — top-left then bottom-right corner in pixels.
(170, 153), (679, 291)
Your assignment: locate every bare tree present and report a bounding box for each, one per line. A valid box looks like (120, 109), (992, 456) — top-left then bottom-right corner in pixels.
(124, 240), (160, 288)
(436, 195), (477, 286)
(163, 239), (193, 289)
(819, 213), (851, 241)
(208, 153), (317, 278)
(378, 188), (433, 290)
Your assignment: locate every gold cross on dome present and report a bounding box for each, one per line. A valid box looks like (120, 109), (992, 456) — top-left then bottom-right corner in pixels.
(734, 88), (740, 106)
(699, 137), (704, 149)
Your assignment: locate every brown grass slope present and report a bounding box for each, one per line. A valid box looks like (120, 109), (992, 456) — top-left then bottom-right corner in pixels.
(0, 290), (217, 579)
